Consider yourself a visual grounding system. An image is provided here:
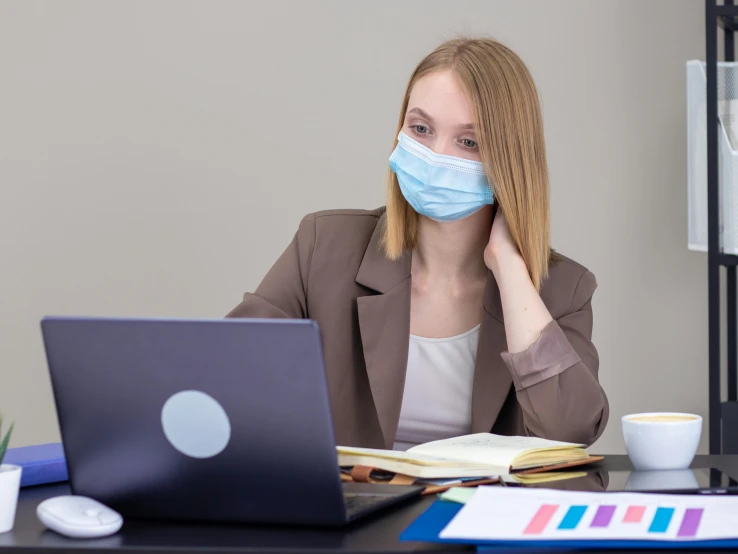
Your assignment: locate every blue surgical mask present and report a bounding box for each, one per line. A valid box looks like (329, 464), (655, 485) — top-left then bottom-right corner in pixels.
(388, 131), (493, 222)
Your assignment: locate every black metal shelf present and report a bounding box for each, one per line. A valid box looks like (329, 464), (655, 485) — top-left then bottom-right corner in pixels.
(717, 4), (738, 15)
(719, 16), (738, 33)
(707, 1), (738, 454)
(720, 15), (738, 33)
(719, 253), (738, 266)
(718, 4), (738, 40)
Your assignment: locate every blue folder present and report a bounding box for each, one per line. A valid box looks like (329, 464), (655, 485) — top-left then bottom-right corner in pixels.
(3, 443), (68, 488)
(401, 499), (738, 550)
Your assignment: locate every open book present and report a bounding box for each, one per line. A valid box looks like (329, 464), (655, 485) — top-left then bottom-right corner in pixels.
(337, 433), (599, 479)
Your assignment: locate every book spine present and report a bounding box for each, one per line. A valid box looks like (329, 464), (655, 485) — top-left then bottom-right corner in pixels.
(19, 459), (69, 487)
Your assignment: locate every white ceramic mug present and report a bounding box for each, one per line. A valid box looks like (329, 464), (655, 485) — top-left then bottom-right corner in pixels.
(621, 412), (702, 471)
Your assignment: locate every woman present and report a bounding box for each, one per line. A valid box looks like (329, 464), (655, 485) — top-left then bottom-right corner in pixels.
(227, 37), (608, 450)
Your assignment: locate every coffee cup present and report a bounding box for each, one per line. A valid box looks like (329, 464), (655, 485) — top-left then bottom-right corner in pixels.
(621, 413), (702, 471)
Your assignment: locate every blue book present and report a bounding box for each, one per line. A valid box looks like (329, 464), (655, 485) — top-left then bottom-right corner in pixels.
(401, 500), (738, 550)
(3, 443), (68, 488)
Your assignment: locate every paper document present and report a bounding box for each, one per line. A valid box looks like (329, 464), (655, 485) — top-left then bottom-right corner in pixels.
(720, 99), (738, 150)
(440, 487), (738, 542)
(439, 487), (477, 505)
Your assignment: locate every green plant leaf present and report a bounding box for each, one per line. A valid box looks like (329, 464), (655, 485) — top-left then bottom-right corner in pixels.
(0, 421), (13, 467)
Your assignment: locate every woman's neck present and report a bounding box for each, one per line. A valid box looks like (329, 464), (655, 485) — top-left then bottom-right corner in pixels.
(412, 206), (493, 282)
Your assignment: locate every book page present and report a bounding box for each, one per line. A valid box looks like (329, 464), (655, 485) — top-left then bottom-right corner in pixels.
(336, 445), (502, 478)
(406, 433), (583, 468)
(336, 445), (463, 466)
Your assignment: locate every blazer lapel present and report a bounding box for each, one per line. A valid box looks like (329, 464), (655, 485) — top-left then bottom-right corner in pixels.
(354, 214), (513, 443)
(471, 272), (514, 433)
(355, 215), (412, 449)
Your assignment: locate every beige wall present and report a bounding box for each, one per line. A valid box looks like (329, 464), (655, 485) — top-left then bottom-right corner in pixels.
(0, 0), (706, 453)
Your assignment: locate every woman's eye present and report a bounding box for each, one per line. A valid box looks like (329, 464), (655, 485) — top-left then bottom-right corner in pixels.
(412, 125), (429, 134)
(462, 138), (478, 149)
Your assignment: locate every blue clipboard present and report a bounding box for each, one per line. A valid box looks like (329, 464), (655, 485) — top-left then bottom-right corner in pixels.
(401, 499), (738, 550)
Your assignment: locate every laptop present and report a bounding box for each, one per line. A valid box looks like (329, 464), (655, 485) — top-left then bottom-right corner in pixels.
(40, 316), (423, 526)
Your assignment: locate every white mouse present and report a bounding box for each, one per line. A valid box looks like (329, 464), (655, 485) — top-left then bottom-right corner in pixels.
(37, 495), (123, 539)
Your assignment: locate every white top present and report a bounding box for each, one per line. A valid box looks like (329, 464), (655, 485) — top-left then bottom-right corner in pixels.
(393, 325), (480, 451)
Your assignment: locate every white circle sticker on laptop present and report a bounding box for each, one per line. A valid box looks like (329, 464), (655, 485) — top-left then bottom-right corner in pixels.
(161, 390), (231, 458)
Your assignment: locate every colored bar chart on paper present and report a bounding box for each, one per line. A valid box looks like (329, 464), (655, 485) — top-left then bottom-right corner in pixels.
(590, 505), (616, 528)
(558, 505), (587, 530)
(525, 503), (689, 535)
(523, 504), (558, 535)
(440, 488), (738, 543)
(677, 508), (704, 537)
(648, 507), (675, 533)
(623, 505), (646, 523)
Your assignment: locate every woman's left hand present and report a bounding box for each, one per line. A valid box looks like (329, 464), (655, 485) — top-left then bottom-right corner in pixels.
(484, 206), (552, 353)
(484, 208), (521, 274)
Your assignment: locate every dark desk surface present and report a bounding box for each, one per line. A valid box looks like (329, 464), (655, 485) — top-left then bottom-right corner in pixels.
(2, 455), (737, 554)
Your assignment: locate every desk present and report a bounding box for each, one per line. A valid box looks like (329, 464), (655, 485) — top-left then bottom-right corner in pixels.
(1, 455), (736, 554)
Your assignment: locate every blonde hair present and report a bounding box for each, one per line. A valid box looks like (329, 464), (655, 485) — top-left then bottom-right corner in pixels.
(382, 37), (551, 291)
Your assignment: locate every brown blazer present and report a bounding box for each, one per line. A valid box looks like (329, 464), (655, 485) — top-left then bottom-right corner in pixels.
(227, 207), (609, 448)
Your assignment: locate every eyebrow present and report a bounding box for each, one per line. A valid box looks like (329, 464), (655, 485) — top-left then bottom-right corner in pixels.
(406, 107), (475, 130)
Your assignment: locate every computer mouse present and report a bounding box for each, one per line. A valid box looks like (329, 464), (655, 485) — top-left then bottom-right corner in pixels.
(36, 495), (123, 539)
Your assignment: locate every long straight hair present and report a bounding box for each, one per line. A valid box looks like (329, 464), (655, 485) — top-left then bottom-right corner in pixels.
(381, 38), (551, 291)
